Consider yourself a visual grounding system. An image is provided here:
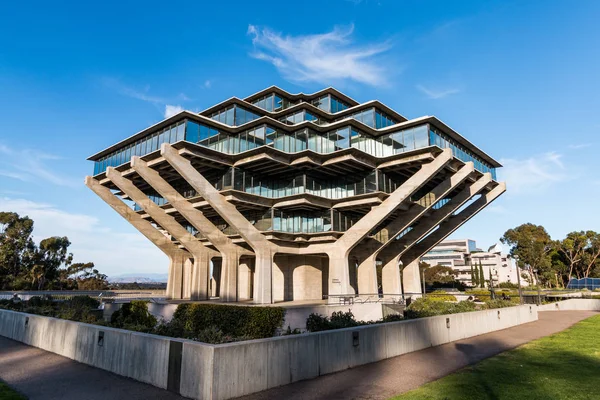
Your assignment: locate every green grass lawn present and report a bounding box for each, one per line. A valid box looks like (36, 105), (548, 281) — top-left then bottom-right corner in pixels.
(393, 314), (600, 400)
(0, 381), (25, 400)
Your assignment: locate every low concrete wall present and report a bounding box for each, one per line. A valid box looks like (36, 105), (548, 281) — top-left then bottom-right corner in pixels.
(0, 310), (175, 389)
(537, 298), (600, 311)
(180, 304), (537, 399)
(0, 304), (538, 400)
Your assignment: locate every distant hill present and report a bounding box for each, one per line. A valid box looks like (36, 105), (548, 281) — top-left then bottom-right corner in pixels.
(108, 273), (168, 283)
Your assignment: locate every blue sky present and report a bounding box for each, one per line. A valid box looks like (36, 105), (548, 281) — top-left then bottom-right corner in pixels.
(1, 0), (598, 277)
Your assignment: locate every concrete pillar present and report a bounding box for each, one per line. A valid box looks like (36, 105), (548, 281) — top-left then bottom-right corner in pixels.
(220, 253), (239, 302)
(253, 251), (273, 304)
(357, 254), (378, 296)
(238, 259), (253, 300)
(402, 259), (422, 297)
(327, 250), (354, 302)
(190, 252), (211, 301)
(381, 256), (402, 299)
(167, 253), (187, 300)
(212, 259), (222, 298)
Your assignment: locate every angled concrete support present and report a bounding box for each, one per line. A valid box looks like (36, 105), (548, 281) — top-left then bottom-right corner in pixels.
(402, 182), (507, 265)
(161, 143), (277, 304)
(324, 149), (453, 302)
(130, 157), (252, 302)
(85, 176), (191, 300)
(381, 257), (403, 300)
(105, 167), (217, 300)
(401, 259), (422, 296)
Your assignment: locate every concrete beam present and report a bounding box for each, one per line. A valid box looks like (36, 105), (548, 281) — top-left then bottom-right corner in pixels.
(131, 157), (253, 302)
(161, 143), (276, 304)
(105, 167), (216, 300)
(85, 176), (190, 300)
(402, 182), (506, 264)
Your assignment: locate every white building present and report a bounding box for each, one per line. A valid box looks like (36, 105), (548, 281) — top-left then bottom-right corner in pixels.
(422, 239), (522, 287)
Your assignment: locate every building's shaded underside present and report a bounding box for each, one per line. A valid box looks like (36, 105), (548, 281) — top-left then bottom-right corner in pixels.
(86, 87), (505, 304)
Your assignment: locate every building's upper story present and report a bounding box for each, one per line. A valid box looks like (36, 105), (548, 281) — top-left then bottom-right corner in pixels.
(88, 87), (502, 180)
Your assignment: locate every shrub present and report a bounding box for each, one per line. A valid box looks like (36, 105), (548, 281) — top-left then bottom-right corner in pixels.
(167, 303), (285, 341)
(497, 282), (519, 289)
(481, 299), (515, 310)
(405, 298), (477, 319)
(306, 313), (331, 332)
(329, 311), (359, 329)
(67, 296), (100, 309)
(110, 301), (157, 332)
(428, 290), (457, 302)
(382, 314), (404, 322)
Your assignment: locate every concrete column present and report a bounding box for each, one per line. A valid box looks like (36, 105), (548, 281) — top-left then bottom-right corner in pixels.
(357, 253), (378, 296)
(167, 253), (187, 300)
(189, 251), (211, 300)
(212, 259), (222, 298)
(238, 259), (253, 300)
(326, 250), (354, 302)
(402, 259), (422, 297)
(220, 253), (239, 302)
(381, 256), (403, 299)
(254, 251), (274, 304)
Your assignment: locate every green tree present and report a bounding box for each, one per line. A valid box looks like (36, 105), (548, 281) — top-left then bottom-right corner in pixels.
(479, 262), (485, 288)
(470, 264), (476, 287)
(501, 223), (553, 287)
(582, 231), (600, 278)
(0, 212), (35, 288)
(557, 231), (587, 282)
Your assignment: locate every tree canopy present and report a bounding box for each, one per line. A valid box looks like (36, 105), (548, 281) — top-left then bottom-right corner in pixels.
(501, 223), (600, 287)
(0, 212), (107, 290)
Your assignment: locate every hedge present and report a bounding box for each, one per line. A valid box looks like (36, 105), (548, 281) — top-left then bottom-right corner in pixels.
(162, 303), (286, 340)
(405, 298), (477, 319)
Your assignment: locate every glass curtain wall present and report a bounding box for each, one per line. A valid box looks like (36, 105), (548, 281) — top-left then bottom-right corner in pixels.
(95, 119), (497, 180)
(209, 105), (261, 126)
(251, 93), (295, 112)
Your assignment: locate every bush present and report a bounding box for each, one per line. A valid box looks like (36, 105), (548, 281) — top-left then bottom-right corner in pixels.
(306, 311), (360, 332)
(110, 301), (157, 332)
(405, 298), (477, 319)
(497, 282), (519, 289)
(481, 299), (515, 310)
(382, 314), (404, 322)
(306, 313), (331, 332)
(428, 290), (457, 302)
(167, 303), (285, 341)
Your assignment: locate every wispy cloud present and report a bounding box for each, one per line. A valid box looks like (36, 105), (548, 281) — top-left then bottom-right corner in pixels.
(0, 197), (166, 276)
(568, 143), (591, 150)
(0, 144), (77, 187)
(203, 80), (211, 89)
(102, 78), (193, 119)
(499, 152), (569, 194)
(247, 24), (392, 86)
(164, 104), (183, 118)
(416, 84), (460, 99)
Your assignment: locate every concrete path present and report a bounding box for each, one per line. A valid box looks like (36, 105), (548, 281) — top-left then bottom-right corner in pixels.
(0, 336), (187, 400)
(238, 311), (598, 400)
(0, 311), (595, 400)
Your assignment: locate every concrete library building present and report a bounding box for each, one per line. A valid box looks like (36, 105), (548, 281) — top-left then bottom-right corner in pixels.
(86, 86), (504, 304)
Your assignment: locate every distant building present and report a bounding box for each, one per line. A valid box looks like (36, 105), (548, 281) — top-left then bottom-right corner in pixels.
(422, 239), (522, 287)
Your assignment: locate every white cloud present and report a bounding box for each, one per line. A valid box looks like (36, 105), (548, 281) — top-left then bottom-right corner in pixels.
(499, 152), (569, 194)
(0, 197), (167, 276)
(0, 144), (77, 187)
(568, 143), (591, 150)
(247, 24), (391, 86)
(203, 80), (211, 89)
(416, 84), (460, 99)
(164, 104), (183, 118)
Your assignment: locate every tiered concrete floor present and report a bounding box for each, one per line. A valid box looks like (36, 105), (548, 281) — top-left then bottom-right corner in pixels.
(0, 311), (595, 400)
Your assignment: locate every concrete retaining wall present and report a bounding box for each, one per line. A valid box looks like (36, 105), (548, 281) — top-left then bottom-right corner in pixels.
(0, 310), (174, 389)
(537, 298), (600, 311)
(0, 304), (538, 400)
(180, 304), (537, 399)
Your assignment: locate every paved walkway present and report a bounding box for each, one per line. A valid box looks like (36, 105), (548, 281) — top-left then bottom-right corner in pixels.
(0, 311), (596, 400)
(238, 311), (598, 400)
